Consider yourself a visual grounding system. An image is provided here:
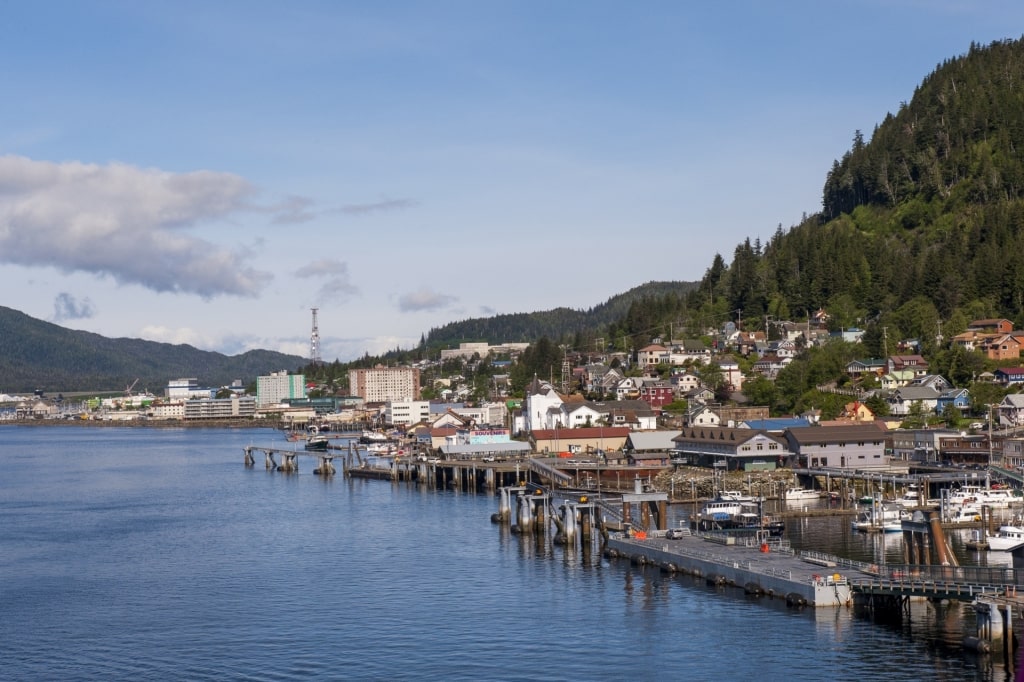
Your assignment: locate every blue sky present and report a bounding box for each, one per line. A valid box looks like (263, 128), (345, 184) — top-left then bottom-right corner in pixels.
(1, 1), (1021, 364)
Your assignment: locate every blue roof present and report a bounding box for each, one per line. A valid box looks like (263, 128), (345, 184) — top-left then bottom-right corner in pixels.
(742, 417), (811, 430)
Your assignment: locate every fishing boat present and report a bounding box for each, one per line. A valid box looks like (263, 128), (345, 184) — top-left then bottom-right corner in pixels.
(985, 525), (1024, 552)
(304, 426), (330, 452)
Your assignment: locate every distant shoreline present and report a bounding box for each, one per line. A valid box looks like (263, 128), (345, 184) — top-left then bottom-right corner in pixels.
(2, 418), (274, 429)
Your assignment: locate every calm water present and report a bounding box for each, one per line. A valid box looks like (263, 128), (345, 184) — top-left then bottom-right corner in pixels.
(0, 426), (1014, 681)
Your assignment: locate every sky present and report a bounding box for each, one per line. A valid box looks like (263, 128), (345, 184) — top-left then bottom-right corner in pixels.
(1, 1), (1023, 364)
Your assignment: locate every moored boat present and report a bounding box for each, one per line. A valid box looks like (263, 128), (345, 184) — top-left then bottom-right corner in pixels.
(852, 502), (908, 533)
(784, 487), (821, 501)
(985, 525), (1024, 551)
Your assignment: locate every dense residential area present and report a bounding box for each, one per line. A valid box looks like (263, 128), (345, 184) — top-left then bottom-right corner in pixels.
(10, 311), (1024, 476)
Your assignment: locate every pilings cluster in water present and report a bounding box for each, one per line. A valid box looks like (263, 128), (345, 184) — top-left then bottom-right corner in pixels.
(243, 446), (337, 475)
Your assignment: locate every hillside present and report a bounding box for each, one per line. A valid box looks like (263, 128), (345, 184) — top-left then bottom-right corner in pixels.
(424, 281), (699, 349)
(676, 38), (1024, 358)
(0, 306), (306, 393)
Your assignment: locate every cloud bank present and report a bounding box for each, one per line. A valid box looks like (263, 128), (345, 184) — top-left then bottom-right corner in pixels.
(0, 155), (272, 297)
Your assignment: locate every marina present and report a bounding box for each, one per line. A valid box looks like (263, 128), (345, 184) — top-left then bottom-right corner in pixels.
(6, 426), (1024, 680)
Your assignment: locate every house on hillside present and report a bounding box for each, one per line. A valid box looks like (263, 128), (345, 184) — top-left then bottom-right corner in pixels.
(668, 340), (712, 365)
(687, 405), (720, 427)
(994, 368), (1024, 386)
(636, 344), (669, 368)
(951, 330), (993, 352)
(980, 334), (1022, 361)
(886, 386), (941, 416)
(998, 394), (1024, 427)
(846, 358), (887, 379)
(936, 388), (971, 416)
(839, 401), (875, 422)
(969, 318), (1014, 334)
(639, 378), (675, 409)
(888, 355), (929, 379)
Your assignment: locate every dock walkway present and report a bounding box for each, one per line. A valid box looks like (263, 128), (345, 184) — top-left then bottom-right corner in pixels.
(608, 531), (855, 607)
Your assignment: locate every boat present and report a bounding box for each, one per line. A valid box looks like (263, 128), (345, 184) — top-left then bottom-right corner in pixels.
(304, 434), (330, 451)
(784, 487), (821, 501)
(691, 500), (784, 536)
(359, 430), (389, 444)
(717, 490), (761, 503)
(304, 425), (330, 452)
(985, 525), (1024, 552)
(897, 485), (923, 508)
(852, 502), (908, 533)
(948, 485), (1020, 509)
(944, 502), (982, 524)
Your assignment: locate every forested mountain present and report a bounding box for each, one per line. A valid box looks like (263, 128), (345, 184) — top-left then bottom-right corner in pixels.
(424, 281), (699, 350)
(13, 39), (1024, 397)
(674, 38), (1024, 359)
(0, 306), (306, 393)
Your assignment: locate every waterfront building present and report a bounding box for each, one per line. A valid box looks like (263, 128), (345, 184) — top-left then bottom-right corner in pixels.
(348, 365), (420, 403)
(671, 426), (791, 470)
(183, 395), (256, 420)
(784, 423), (891, 471)
(256, 371), (306, 408)
(166, 377), (215, 400)
(530, 426), (630, 456)
(386, 400), (431, 427)
(150, 402), (185, 420)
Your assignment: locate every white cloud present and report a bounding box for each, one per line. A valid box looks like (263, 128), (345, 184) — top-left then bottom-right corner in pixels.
(397, 287), (457, 312)
(0, 155), (272, 298)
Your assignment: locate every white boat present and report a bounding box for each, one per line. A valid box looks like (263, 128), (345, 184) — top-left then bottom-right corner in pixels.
(784, 487), (821, 501)
(852, 502), (908, 533)
(948, 485), (1020, 509)
(717, 490), (761, 503)
(945, 502), (982, 524)
(986, 525), (1024, 551)
(897, 485), (923, 508)
(698, 498), (747, 520)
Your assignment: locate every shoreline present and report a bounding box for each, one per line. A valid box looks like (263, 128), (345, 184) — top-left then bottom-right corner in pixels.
(1, 418), (277, 429)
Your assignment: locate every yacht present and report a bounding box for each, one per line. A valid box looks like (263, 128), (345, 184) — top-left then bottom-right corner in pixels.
(784, 487), (821, 501)
(948, 485), (1019, 509)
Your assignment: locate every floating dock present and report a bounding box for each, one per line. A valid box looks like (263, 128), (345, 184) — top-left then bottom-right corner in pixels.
(606, 530), (853, 607)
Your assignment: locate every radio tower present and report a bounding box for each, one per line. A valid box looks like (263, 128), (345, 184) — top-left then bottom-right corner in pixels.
(310, 308), (322, 365)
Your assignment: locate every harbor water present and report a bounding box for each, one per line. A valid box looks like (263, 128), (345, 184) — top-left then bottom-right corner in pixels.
(0, 426), (1015, 680)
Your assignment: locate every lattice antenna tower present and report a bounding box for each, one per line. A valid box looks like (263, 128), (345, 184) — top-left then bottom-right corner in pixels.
(310, 308), (322, 365)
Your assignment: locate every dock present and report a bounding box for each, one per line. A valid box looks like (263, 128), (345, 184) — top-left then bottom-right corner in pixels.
(606, 530), (854, 607)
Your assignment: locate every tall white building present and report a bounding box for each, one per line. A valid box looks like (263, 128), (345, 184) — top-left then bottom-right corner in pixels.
(257, 371), (306, 407)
